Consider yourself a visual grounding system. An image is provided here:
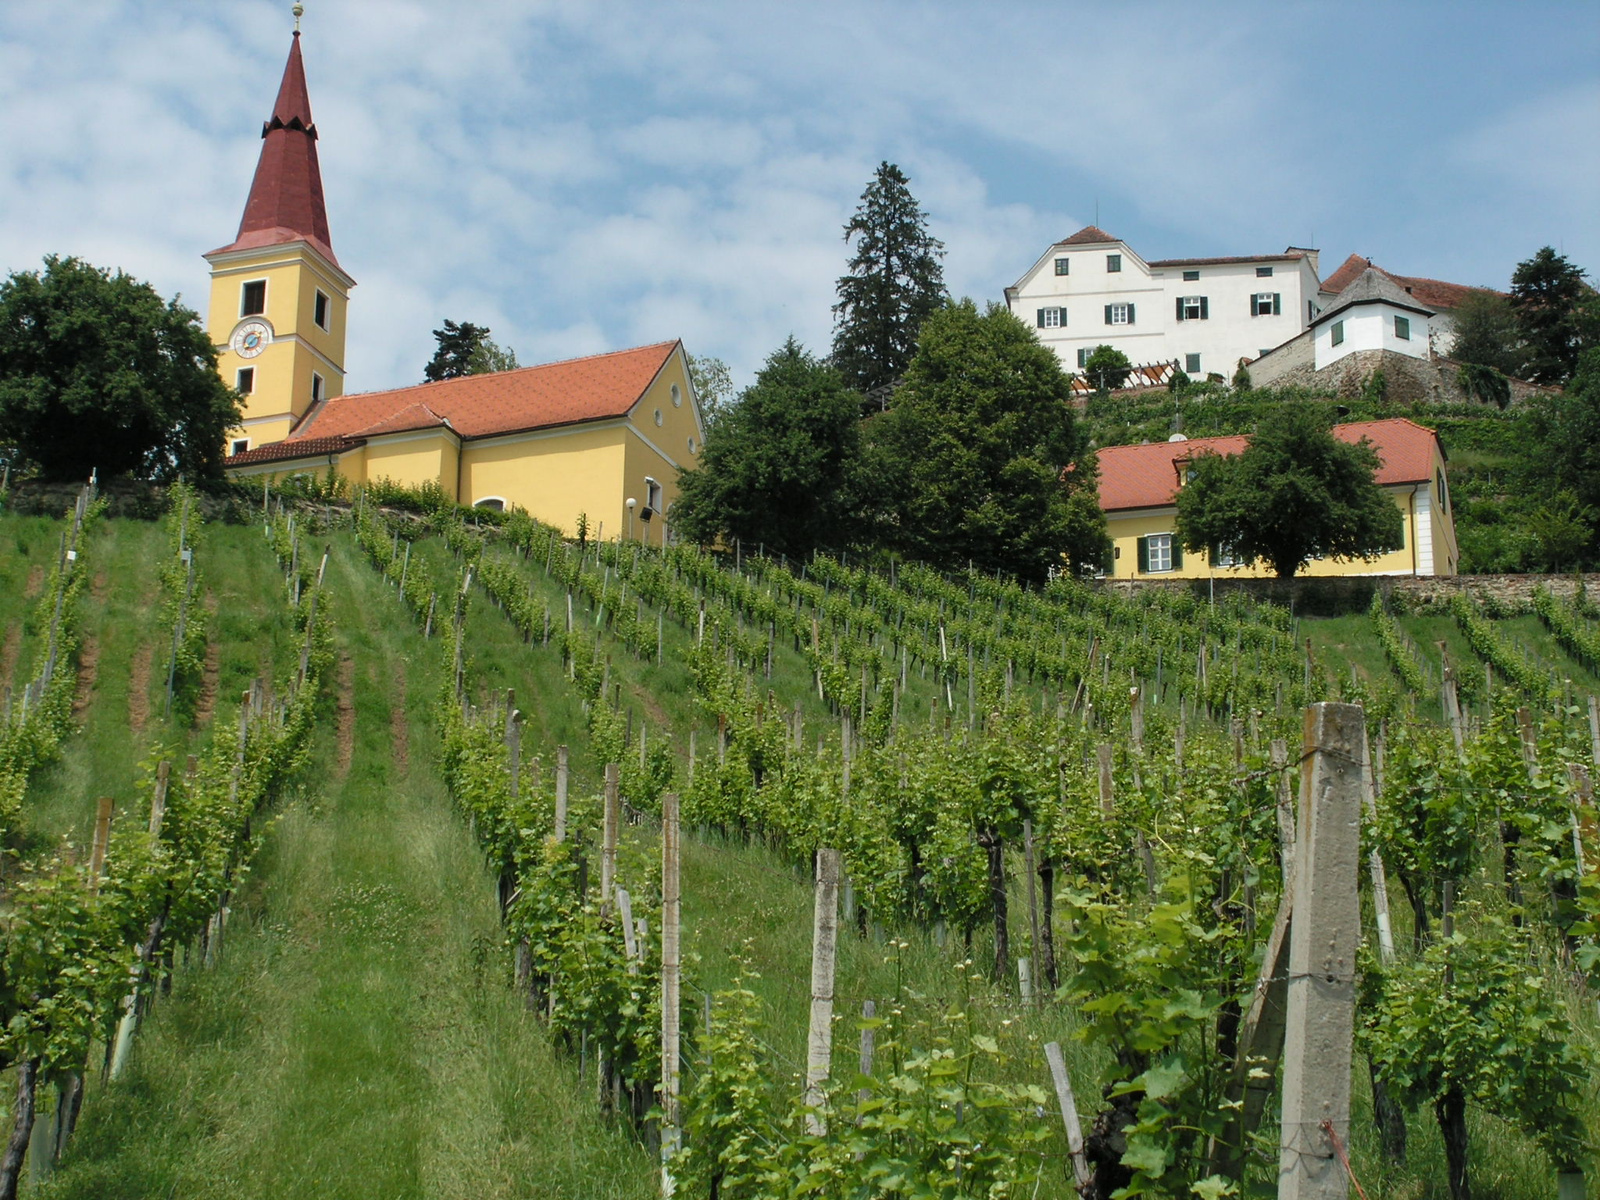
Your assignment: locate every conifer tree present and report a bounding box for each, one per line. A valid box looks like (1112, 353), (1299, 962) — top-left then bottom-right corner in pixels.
(831, 162), (946, 396)
(1509, 247), (1598, 385)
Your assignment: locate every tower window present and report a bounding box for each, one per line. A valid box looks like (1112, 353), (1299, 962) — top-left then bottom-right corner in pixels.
(241, 280), (267, 316)
(236, 367), (255, 395)
(311, 372), (325, 404)
(314, 290), (330, 331)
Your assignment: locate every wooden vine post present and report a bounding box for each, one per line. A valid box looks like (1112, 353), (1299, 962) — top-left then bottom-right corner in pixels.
(601, 763), (620, 909)
(554, 744), (569, 842)
(659, 792), (682, 1195)
(1277, 702), (1364, 1200)
(804, 848), (841, 1136)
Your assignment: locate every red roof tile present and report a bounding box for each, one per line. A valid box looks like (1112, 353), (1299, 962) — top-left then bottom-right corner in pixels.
(227, 435), (360, 467)
(207, 33), (339, 268)
(1096, 417), (1441, 511)
(1059, 225), (1118, 246)
(286, 341), (680, 444)
(1320, 254), (1497, 312)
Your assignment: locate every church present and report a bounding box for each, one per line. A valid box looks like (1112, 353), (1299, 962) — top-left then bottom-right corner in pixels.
(217, 23), (702, 539)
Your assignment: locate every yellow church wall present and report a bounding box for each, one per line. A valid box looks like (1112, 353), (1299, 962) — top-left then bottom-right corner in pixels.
(459, 425), (627, 537)
(364, 432), (460, 498)
(1105, 486), (1437, 580)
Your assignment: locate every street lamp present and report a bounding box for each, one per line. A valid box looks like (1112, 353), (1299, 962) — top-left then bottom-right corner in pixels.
(626, 497), (637, 541)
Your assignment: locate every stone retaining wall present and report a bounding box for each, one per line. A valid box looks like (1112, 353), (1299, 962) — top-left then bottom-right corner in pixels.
(1102, 571), (1599, 616)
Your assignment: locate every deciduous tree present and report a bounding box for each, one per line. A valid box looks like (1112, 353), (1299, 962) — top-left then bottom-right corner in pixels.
(868, 300), (1108, 582)
(686, 352), (735, 429)
(831, 162), (946, 395)
(1175, 404), (1403, 578)
(672, 338), (865, 558)
(1082, 344), (1131, 392)
(0, 256), (240, 481)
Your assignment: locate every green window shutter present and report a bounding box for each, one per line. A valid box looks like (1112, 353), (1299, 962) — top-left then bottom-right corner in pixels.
(1036, 309), (1046, 328)
(1176, 297), (1185, 322)
(1127, 303), (1136, 324)
(1171, 541), (1184, 569)
(1273, 292), (1281, 315)
(1136, 536), (1149, 573)
(1208, 543), (1220, 567)
(1200, 296), (1208, 319)
(1104, 304), (1113, 325)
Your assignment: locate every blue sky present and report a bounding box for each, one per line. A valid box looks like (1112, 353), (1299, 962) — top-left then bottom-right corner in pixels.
(2, 1), (1595, 393)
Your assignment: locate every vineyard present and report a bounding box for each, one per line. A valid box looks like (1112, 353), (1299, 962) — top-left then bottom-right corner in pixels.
(0, 483), (1594, 1199)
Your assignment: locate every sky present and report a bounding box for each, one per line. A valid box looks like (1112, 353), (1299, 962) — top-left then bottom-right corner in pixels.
(2, 1), (1596, 394)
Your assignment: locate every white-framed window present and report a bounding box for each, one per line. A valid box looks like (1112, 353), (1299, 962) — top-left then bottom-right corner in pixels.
(687, 435), (697, 454)
(1331, 320), (1345, 347)
(1177, 295), (1207, 321)
(1036, 306), (1066, 329)
(473, 497), (506, 512)
(236, 367), (255, 395)
(1105, 303), (1133, 326)
(1054, 257), (1070, 275)
(1185, 353), (1201, 374)
(240, 279), (267, 317)
(1211, 544), (1242, 568)
(671, 383), (683, 407)
(1256, 265), (1274, 277)
(314, 290), (330, 331)
(654, 408), (664, 426)
(1076, 347), (1091, 368)
(1251, 292), (1281, 317)
(311, 372), (324, 404)
(642, 476), (664, 519)
(1139, 533), (1177, 573)
(1182, 269), (1200, 281)
(1106, 253), (1122, 273)
(1394, 315), (1411, 340)
(229, 438), (250, 456)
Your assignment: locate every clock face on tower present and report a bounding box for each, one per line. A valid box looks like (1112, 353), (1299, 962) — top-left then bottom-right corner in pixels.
(231, 319), (272, 359)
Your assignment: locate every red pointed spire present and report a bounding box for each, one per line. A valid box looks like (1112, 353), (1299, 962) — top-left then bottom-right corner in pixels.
(209, 32), (340, 268)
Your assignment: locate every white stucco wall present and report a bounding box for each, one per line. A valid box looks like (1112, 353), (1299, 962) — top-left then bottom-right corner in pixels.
(1314, 303), (1431, 370)
(1008, 239), (1323, 378)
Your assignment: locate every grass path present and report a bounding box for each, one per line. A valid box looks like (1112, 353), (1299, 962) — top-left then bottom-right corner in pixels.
(44, 533), (654, 1199)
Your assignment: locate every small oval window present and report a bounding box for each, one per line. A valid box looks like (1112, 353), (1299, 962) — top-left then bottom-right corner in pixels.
(671, 383), (682, 407)
(687, 436), (697, 454)
(654, 408), (664, 426)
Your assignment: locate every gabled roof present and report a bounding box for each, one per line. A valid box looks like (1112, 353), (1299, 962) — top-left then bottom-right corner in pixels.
(1320, 254), (1494, 312)
(207, 32), (340, 269)
(1058, 225), (1119, 246)
(1096, 417), (1442, 511)
(1312, 267), (1435, 326)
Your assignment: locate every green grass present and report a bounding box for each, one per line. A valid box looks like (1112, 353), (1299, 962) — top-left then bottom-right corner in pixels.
(41, 529), (655, 1199)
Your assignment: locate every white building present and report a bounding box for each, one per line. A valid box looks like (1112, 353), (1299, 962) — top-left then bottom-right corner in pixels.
(1311, 267), (1435, 371)
(1003, 226), (1322, 381)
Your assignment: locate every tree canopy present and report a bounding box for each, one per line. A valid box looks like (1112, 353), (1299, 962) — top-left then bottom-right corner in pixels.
(1509, 247), (1598, 386)
(868, 299), (1108, 582)
(831, 162), (947, 396)
(0, 255), (240, 482)
(424, 319), (518, 382)
(686, 352), (735, 429)
(671, 338), (866, 559)
(1175, 404), (1404, 578)
(1082, 344), (1132, 392)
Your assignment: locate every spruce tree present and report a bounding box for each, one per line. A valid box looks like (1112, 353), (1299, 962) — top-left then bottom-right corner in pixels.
(831, 162), (946, 396)
(1509, 247), (1598, 385)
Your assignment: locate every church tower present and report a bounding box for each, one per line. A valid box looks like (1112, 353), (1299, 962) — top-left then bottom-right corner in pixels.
(206, 20), (353, 454)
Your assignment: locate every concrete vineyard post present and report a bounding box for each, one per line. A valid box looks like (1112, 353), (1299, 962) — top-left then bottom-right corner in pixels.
(805, 847), (841, 1136)
(856, 999), (876, 1110)
(1360, 735), (1395, 964)
(1277, 703), (1364, 1200)
(618, 887), (639, 973)
(660, 792), (681, 1196)
(1272, 739), (1295, 894)
(601, 764), (619, 909)
(554, 745), (569, 842)
(1044, 1041), (1090, 1191)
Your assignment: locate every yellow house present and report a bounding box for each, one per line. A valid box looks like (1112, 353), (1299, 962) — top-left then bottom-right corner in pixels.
(1097, 417), (1458, 578)
(213, 23), (700, 538)
(225, 340), (703, 540)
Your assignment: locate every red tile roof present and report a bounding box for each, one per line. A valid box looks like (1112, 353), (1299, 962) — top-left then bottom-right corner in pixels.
(293, 340), (678, 441)
(207, 33), (340, 269)
(1320, 254), (1496, 312)
(1096, 417), (1441, 511)
(227, 435), (359, 467)
(1059, 226), (1118, 246)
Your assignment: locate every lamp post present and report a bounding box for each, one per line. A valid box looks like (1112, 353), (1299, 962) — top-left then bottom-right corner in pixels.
(626, 497), (637, 541)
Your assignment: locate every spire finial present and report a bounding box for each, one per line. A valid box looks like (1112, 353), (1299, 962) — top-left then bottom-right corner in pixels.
(292, 3), (304, 32)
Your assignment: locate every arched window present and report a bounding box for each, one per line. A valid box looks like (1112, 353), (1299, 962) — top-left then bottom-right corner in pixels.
(473, 497), (506, 512)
